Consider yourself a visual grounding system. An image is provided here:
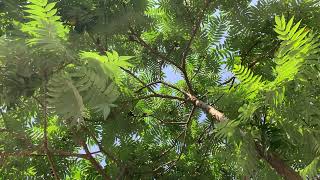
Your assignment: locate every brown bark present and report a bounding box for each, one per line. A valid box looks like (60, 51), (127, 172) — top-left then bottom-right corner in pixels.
(79, 140), (111, 180)
(186, 93), (302, 180)
(255, 143), (302, 180)
(187, 93), (226, 122)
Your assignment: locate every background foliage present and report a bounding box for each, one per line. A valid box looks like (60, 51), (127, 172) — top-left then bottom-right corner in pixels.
(0, 0), (320, 179)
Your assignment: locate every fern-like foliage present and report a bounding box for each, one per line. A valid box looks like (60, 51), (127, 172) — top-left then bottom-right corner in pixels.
(237, 102), (260, 121)
(299, 157), (319, 180)
(47, 72), (86, 125)
(79, 51), (133, 79)
(21, 0), (69, 49)
(202, 13), (228, 46)
(215, 120), (241, 140)
(234, 137), (259, 176)
(48, 51), (132, 123)
(19, 1), (134, 125)
(70, 67), (118, 120)
(215, 120), (259, 175)
(273, 15), (320, 84)
(232, 64), (265, 100)
(232, 15), (320, 117)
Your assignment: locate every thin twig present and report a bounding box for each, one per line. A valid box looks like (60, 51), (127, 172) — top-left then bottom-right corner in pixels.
(197, 123), (212, 144)
(219, 76), (235, 86)
(79, 139), (111, 180)
(179, 0), (211, 94)
(88, 33), (106, 55)
(42, 77), (60, 180)
(0, 149), (101, 159)
(135, 80), (187, 95)
(190, 57), (205, 81)
(155, 131), (185, 160)
(136, 94), (186, 102)
(122, 67), (186, 101)
(154, 106), (196, 174)
(83, 126), (121, 165)
(129, 27), (180, 68)
(121, 67), (157, 94)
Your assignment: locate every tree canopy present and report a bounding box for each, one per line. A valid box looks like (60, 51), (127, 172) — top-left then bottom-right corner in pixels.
(0, 0), (320, 179)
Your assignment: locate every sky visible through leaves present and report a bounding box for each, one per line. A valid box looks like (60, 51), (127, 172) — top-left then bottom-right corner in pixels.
(85, 0), (261, 169)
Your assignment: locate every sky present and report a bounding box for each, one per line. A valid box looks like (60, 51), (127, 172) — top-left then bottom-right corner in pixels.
(251, 0), (258, 6)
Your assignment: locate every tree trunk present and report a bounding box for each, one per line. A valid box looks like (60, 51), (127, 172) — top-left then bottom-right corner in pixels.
(186, 93), (302, 180)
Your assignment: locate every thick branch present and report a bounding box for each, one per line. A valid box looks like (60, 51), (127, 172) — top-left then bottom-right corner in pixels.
(255, 142), (302, 180)
(186, 93), (302, 179)
(187, 93), (226, 122)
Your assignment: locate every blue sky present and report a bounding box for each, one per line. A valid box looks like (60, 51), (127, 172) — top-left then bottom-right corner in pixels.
(251, 0), (258, 6)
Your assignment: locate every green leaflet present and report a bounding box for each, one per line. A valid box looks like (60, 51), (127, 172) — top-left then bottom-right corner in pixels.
(48, 66), (120, 123)
(234, 136), (259, 176)
(21, 0), (69, 48)
(238, 102), (260, 121)
(79, 51), (133, 79)
(18, 0), (133, 123)
(273, 15), (320, 84)
(231, 16), (320, 123)
(299, 157), (319, 180)
(47, 73), (85, 125)
(214, 120), (241, 139)
(29, 0), (47, 7)
(71, 64), (119, 120)
(232, 64), (265, 100)
(222, 17), (320, 163)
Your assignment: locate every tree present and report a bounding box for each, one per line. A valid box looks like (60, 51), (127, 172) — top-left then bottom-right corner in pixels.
(0, 0), (320, 179)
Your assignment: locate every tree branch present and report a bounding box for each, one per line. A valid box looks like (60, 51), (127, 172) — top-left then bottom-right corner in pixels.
(255, 142), (302, 180)
(185, 93), (302, 179)
(121, 67), (157, 94)
(154, 131), (185, 160)
(180, 0), (210, 68)
(129, 27), (180, 68)
(82, 126), (121, 166)
(179, 0), (210, 94)
(121, 67), (187, 102)
(79, 139), (111, 180)
(154, 106), (196, 174)
(219, 76), (235, 86)
(136, 94), (186, 102)
(42, 78), (60, 180)
(0, 149), (99, 159)
(135, 80), (187, 95)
